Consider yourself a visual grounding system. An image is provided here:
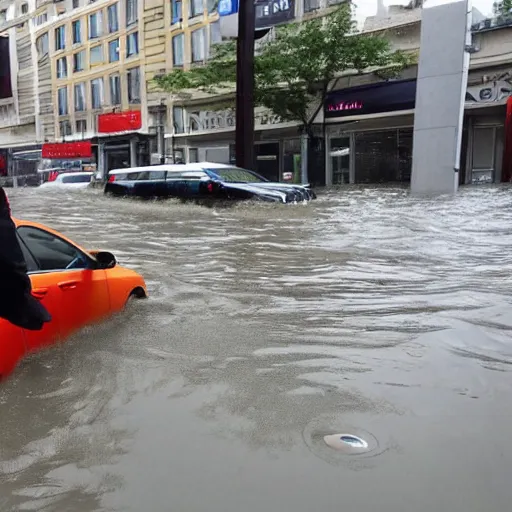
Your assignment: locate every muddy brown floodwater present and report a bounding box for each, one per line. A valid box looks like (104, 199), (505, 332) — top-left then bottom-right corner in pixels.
(1, 185), (512, 511)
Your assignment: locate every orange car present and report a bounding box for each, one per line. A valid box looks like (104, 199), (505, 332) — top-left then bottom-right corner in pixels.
(0, 218), (147, 379)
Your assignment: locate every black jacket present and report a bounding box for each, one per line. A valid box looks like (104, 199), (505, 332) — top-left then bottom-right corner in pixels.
(0, 187), (51, 330)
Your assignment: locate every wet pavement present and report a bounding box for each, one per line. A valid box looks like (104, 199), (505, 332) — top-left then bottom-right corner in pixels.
(1, 185), (512, 511)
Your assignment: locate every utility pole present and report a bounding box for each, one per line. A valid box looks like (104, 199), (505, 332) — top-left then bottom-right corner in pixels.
(235, 0), (256, 170)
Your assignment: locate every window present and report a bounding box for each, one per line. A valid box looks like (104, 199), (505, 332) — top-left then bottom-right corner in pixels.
(191, 27), (205, 62)
(90, 44), (104, 64)
(189, 148), (199, 163)
(89, 11), (102, 39)
(109, 74), (121, 105)
(72, 20), (81, 44)
(73, 0), (80, 8)
(171, 0), (182, 23)
(34, 12), (48, 26)
(57, 86), (68, 115)
(73, 50), (85, 71)
(0, 10), (7, 23)
(126, 31), (138, 57)
(21, 3), (28, 14)
(59, 120), (72, 137)
(74, 82), (85, 111)
(91, 78), (103, 109)
(126, 0), (137, 25)
(16, 234), (38, 272)
(209, 20), (221, 51)
(56, 57), (67, 79)
(17, 226), (89, 272)
(62, 174), (92, 184)
(304, 0), (320, 11)
(109, 39), (120, 62)
(55, 26), (65, 50)
(108, 3), (119, 32)
(76, 119), (87, 133)
(190, 0), (203, 17)
(172, 33), (184, 66)
(127, 67), (140, 104)
(36, 33), (49, 57)
(207, 0), (216, 12)
(173, 106), (184, 134)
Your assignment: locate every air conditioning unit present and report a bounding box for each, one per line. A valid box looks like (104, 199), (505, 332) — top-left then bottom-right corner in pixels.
(465, 80), (512, 103)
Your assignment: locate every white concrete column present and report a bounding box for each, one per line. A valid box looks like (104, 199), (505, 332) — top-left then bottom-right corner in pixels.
(98, 142), (106, 180)
(130, 138), (138, 167)
(411, 0), (472, 195)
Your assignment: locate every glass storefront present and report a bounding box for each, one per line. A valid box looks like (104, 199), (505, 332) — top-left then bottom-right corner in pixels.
(328, 128), (413, 185)
(354, 128), (413, 183)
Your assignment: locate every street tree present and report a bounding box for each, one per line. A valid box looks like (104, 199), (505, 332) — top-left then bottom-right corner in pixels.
(155, 4), (412, 178)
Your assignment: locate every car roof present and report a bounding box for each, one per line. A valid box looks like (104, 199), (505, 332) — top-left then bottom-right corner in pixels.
(108, 162), (233, 175)
(57, 172), (94, 177)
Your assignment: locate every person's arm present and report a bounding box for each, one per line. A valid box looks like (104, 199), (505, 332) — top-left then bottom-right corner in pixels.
(0, 187), (51, 330)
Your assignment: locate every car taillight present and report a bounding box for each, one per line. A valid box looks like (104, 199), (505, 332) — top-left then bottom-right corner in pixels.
(108, 175), (115, 183)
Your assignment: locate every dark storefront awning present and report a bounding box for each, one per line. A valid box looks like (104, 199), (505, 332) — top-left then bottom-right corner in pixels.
(324, 79), (417, 119)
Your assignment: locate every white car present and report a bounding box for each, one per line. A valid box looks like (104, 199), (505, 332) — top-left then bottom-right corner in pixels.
(39, 172), (94, 189)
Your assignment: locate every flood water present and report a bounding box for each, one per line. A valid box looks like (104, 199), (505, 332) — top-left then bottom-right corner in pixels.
(2, 185), (512, 511)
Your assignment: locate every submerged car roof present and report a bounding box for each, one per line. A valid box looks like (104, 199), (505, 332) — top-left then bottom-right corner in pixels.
(108, 162), (232, 175)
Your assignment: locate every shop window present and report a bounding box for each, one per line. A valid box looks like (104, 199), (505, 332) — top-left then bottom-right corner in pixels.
(171, 0), (182, 23)
(189, 148), (198, 163)
(354, 128), (412, 184)
(57, 86), (68, 115)
(172, 33), (184, 66)
(127, 67), (140, 104)
(283, 138), (301, 184)
(108, 3), (119, 32)
(55, 26), (65, 50)
(109, 39), (120, 62)
(72, 20), (81, 44)
(127, 31), (138, 57)
(330, 137), (350, 184)
(74, 82), (86, 111)
(73, 50), (85, 71)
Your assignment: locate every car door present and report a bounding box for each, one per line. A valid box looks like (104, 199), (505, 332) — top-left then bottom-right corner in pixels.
(16, 232), (62, 353)
(0, 319), (26, 377)
(17, 225), (111, 342)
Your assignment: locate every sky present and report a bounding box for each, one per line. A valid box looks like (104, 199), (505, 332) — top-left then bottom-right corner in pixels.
(353, 0), (494, 23)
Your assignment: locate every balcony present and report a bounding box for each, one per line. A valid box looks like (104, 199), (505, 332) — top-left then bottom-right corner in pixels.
(0, 97), (17, 127)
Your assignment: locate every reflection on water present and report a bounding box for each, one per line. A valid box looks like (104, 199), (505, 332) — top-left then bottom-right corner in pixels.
(2, 185), (512, 511)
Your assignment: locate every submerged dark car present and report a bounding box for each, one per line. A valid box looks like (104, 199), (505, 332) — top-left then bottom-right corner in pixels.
(104, 163), (316, 204)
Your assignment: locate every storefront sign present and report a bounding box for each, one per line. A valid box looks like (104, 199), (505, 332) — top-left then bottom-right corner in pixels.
(324, 79), (417, 119)
(98, 110), (142, 133)
(219, 0), (295, 29)
(255, 0), (295, 30)
(42, 141), (92, 159)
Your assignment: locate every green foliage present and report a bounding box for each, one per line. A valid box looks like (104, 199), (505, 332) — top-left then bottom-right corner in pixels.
(154, 4), (411, 128)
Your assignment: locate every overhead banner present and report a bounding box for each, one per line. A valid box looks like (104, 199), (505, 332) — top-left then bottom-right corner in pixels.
(98, 110), (142, 133)
(219, 0), (296, 37)
(42, 141), (92, 159)
(324, 79), (417, 119)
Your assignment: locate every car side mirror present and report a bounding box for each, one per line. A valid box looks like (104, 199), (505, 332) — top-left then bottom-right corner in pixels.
(95, 251), (117, 269)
